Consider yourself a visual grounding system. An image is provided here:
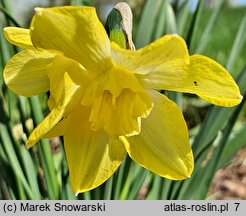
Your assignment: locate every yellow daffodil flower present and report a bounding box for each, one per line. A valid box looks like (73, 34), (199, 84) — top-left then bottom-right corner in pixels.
(3, 6), (242, 194)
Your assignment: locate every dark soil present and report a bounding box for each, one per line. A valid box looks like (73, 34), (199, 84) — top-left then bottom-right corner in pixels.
(209, 146), (246, 199)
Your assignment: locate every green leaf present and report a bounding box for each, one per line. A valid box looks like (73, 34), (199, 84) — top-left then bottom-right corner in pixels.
(219, 122), (246, 167)
(119, 161), (148, 200)
(112, 156), (131, 199)
(153, 0), (168, 39)
(103, 175), (113, 200)
(146, 175), (163, 200)
(177, 0), (193, 36)
(226, 13), (246, 75)
(186, 0), (204, 52)
(195, 0), (225, 54)
(0, 123), (34, 199)
(135, 0), (162, 48)
(29, 96), (60, 199)
(192, 95), (244, 199)
(165, 3), (177, 34)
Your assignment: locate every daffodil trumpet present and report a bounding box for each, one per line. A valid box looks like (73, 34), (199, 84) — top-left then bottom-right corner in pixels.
(3, 4), (242, 194)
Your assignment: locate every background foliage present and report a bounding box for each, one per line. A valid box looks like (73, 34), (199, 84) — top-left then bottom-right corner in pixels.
(0, 0), (246, 200)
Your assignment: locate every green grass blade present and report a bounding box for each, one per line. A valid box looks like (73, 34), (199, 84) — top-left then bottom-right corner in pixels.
(92, 186), (102, 199)
(70, 0), (93, 6)
(82, 191), (91, 200)
(20, 145), (41, 199)
(192, 95), (245, 199)
(127, 169), (149, 200)
(226, 13), (246, 75)
(176, 0), (193, 36)
(152, 0), (168, 40)
(186, 0), (204, 52)
(17, 96), (31, 136)
(0, 6), (20, 27)
(119, 162), (148, 200)
(0, 23), (15, 70)
(29, 96), (60, 199)
(135, 0), (162, 48)
(103, 175), (113, 200)
(0, 123), (34, 199)
(165, 3), (177, 34)
(145, 175), (163, 199)
(112, 156), (131, 199)
(217, 64), (246, 166)
(195, 0), (225, 54)
(160, 179), (172, 199)
(219, 122), (246, 167)
(118, 161), (136, 200)
(59, 142), (76, 200)
(0, 154), (12, 199)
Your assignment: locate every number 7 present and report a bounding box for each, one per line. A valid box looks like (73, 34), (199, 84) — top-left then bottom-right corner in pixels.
(234, 203), (240, 211)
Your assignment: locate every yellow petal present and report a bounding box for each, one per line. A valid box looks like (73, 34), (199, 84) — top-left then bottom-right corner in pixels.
(43, 111), (71, 139)
(138, 54), (242, 107)
(43, 55), (89, 138)
(47, 55), (89, 108)
(26, 108), (65, 149)
(63, 109), (126, 193)
(121, 90), (194, 180)
(112, 34), (242, 107)
(3, 49), (54, 96)
(30, 6), (111, 73)
(3, 27), (33, 49)
(26, 72), (81, 148)
(190, 55), (242, 106)
(111, 34), (190, 74)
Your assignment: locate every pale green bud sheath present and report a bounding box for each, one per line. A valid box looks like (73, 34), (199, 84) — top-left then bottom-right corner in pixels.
(105, 2), (135, 50)
(105, 8), (127, 49)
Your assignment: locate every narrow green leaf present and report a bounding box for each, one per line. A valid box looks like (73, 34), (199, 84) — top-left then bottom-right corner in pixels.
(112, 156), (131, 199)
(0, 123), (34, 199)
(162, 179), (174, 200)
(152, 0), (168, 40)
(135, 0), (162, 48)
(226, 13), (246, 75)
(59, 141), (76, 200)
(92, 186), (102, 200)
(29, 96), (60, 199)
(0, 144), (12, 199)
(195, 0), (225, 54)
(0, 5), (21, 27)
(103, 175), (113, 200)
(82, 191), (91, 200)
(70, 0), (93, 6)
(165, 3), (177, 34)
(127, 169), (149, 200)
(15, 168), (26, 199)
(186, 0), (204, 52)
(177, 0), (193, 36)
(146, 175), (163, 200)
(119, 162), (148, 200)
(193, 95), (244, 199)
(0, 22), (15, 68)
(219, 122), (246, 167)
(20, 145), (41, 199)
